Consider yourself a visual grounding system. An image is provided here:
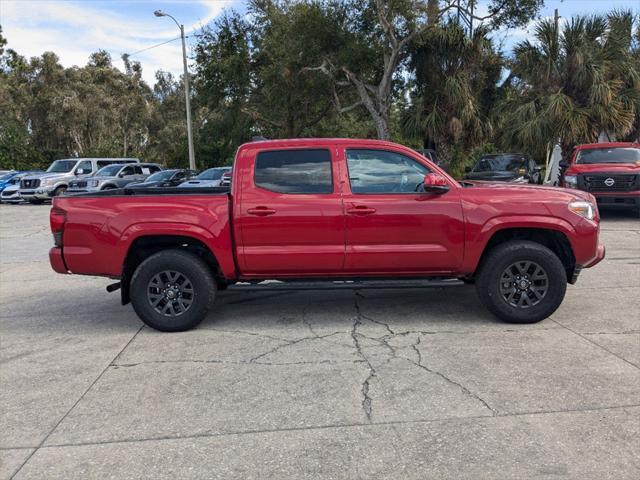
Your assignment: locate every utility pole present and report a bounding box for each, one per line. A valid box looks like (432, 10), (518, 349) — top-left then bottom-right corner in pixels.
(154, 10), (196, 171)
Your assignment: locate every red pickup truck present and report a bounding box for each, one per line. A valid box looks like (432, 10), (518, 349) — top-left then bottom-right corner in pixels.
(49, 139), (605, 331)
(560, 142), (640, 216)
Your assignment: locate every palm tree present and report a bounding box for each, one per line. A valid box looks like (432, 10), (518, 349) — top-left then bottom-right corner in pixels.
(401, 21), (503, 172)
(497, 11), (640, 161)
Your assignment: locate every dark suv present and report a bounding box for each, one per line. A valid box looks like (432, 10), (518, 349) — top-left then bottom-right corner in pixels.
(465, 153), (542, 184)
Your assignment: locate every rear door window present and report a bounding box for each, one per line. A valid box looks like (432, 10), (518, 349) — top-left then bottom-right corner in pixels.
(254, 149), (332, 194)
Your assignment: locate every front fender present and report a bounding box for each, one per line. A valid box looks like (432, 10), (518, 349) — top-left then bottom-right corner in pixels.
(462, 215), (578, 273)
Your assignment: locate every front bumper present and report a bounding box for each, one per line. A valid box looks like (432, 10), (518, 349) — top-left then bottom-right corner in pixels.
(0, 191), (21, 203)
(19, 187), (55, 200)
(593, 191), (640, 210)
(583, 244), (606, 268)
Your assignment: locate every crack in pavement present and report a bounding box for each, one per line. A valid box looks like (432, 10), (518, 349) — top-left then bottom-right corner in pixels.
(248, 331), (344, 363)
(112, 358), (366, 367)
(409, 337), (497, 415)
(352, 294), (498, 420)
(351, 298), (376, 422)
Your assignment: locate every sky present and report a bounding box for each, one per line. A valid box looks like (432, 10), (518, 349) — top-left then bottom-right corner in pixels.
(1, 0), (638, 86)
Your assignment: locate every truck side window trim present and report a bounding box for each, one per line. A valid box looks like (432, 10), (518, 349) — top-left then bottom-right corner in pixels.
(345, 148), (431, 195)
(254, 148), (334, 195)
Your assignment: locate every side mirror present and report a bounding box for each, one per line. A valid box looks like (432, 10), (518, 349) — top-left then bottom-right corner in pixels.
(559, 160), (569, 169)
(464, 166), (472, 173)
(118, 172), (126, 178)
(422, 173), (449, 194)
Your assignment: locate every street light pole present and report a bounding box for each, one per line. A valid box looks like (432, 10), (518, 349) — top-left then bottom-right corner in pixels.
(154, 10), (196, 170)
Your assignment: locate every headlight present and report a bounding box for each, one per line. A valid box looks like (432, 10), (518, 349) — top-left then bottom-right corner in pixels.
(40, 178), (56, 186)
(564, 175), (577, 188)
(568, 200), (595, 220)
(88, 179), (100, 187)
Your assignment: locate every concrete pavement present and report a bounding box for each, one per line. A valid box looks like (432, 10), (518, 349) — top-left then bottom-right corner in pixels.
(1, 204), (638, 479)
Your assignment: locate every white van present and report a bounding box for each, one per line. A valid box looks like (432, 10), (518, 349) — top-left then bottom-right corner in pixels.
(19, 158), (139, 204)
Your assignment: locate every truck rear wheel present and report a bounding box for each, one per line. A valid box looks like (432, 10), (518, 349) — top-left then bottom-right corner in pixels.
(130, 249), (217, 332)
(475, 240), (567, 324)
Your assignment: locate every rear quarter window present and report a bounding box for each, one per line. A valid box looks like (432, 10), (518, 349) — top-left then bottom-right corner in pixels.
(254, 149), (332, 194)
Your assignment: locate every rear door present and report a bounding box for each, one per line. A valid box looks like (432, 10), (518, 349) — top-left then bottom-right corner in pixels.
(341, 147), (464, 274)
(235, 147), (345, 276)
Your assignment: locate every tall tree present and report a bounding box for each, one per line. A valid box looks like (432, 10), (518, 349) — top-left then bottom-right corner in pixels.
(306, 0), (543, 139)
(498, 11), (640, 159)
(401, 21), (502, 170)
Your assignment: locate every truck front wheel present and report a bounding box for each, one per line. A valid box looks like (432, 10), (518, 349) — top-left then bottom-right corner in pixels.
(475, 240), (567, 324)
(130, 249), (217, 331)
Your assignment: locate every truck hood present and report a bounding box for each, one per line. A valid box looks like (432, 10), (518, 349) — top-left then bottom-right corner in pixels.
(178, 179), (221, 188)
(461, 181), (593, 202)
(464, 171), (526, 182)
(22, 172), (68, 181)
(566, 163), (640, 175)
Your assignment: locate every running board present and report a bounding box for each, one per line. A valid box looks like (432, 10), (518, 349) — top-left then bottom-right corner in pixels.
(226, 278), (465, 292)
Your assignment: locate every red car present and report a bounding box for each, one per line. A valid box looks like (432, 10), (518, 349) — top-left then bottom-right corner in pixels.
(49, 138), (605, 331)
(560, 142), (640, 216)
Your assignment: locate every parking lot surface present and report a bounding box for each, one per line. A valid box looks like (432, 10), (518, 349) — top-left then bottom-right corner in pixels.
(1, 204), (639, 479)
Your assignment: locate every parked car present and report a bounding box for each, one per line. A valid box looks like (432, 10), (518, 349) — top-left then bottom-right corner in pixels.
(50, 138), (604, 332)
(19, 158), (139, 204)
(220, 169), (232, 187)
(67, 163), (162, 193)
(560, 142), (639, 216)
(464, 153), (542, 184)
(0, 171), (21, 192)
(0, 171), (44, 204)
(127, 169), (197, 189)
(178, 167), (231, 188)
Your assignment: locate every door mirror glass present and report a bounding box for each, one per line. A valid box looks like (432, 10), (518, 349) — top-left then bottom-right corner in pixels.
(464, 166), (472, 173)
(559, 160), (570, 169)
(422, 173), (449, 194)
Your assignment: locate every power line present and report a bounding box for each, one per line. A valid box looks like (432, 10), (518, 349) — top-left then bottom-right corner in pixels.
(125, 35), (189, 57)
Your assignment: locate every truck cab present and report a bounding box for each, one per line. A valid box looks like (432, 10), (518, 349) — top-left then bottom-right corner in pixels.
(560, 142), (640, 216)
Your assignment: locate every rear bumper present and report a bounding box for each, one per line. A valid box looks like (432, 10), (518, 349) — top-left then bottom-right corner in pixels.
(49, 247), (68, 274)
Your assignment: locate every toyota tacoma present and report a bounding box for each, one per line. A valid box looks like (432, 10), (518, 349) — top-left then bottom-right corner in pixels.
(49, 139), (605, 331)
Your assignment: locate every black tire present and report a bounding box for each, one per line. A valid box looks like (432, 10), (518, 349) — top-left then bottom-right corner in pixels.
(53, 186), (67, 197)
(475, 240), (567, 324)
(28, 199), (44, 205)
(130, 249), (217, 332)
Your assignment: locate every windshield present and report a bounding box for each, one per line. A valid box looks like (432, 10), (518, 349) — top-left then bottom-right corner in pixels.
(47, 160), (77, 173)
(197, 168), (227, 180)
(473, 155), (527, 172)
(0, 172), (16, 181)
(145, 170), (175, 182)
(95, 165), (123, 177)
(576, 147), (640, 164)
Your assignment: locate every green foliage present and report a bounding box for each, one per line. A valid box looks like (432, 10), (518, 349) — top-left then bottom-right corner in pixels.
(498, 10), (640, 158)
(0, 3), (636, 176)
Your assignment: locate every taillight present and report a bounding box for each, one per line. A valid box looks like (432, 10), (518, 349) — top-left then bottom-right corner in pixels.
(50, 207), (66, 247)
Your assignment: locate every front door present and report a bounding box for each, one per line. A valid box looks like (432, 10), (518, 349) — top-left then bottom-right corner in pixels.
(236, 147), (345, 276)
(341, 148), (464, 274)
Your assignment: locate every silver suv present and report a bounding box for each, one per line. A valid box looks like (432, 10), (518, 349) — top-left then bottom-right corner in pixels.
(19, 158), (139, 204)
(67, 163), (163, 193)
